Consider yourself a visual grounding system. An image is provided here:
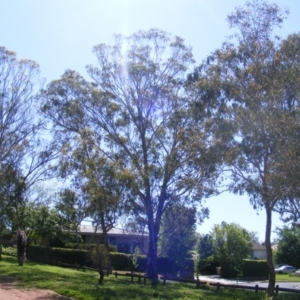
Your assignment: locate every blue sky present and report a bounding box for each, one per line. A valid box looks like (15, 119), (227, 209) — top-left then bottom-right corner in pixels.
(2, 0), (300, 241)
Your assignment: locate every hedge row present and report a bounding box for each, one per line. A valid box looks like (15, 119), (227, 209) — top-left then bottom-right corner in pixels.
(26, 245), (193, 277)
(27, 246), (93, 267)
(243, 259), (269, 278)
(220, 259), (269, 278)
(64, 243), (117, 252)
(27, 245), (141, 270)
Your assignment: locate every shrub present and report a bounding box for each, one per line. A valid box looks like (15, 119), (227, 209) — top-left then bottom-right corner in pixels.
(90, 245), (111, 270)
(110, 252), (133, 270)
(221, 261), (238, 278)
(221, 259), (269, 278)
(243, 259), (269, 278)
(198, 256), (220, 275)
(65, 243), (117, 252)
(2, 246), (17, 257)
(27, 246), (93, 267)
(136, 255), (147, 271)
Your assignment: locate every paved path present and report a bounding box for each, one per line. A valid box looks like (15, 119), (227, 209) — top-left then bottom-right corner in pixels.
(197, 276), (300, 290)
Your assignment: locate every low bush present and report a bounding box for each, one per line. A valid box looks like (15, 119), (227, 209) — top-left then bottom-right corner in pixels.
(243, 259), (269, 278)
(110, 252), (133, 270)
(2, 246), (17, 257)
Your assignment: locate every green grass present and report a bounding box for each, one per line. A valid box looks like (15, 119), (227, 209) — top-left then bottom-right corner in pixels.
(276, 273), (300, 282)
(0, 255), (299, 300)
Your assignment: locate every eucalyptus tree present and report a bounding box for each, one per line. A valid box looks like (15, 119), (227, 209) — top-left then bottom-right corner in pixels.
(56, 128), (130, 244)
(0, 47), (40, 166)
(56, 188), (90, 248)
(190, 0), (300, 296)
(0, 47), (59, 234)
(42, 29), (218, 279)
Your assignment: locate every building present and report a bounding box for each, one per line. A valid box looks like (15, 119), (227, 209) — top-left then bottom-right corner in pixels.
(79, 225), (149, 254)
(251, 241), (267, 259)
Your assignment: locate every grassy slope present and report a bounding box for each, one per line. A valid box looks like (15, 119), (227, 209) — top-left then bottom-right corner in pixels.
(0, 255), (299, 300)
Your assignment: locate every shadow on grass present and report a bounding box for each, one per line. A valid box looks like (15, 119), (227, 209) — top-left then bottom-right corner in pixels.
(2, 256), (300, 300)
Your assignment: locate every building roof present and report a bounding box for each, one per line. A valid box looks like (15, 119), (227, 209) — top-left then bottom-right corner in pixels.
(252, 241), (266, 251)
(79, 225), (148, 237)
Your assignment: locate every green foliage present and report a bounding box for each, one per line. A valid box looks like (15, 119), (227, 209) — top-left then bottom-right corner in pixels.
(24, 203), (76, 246)
(190, 1), (300, 295)
(27, 245), (138, 271)
(109, 252), (133, 270)
(2, 246), (17, 257)
(197, 234), (213, 261)
(243, 260), (269, 278)
(26, 245), (93, 266)
(220, 261), (239, 278)
(221, 259), (269, 279)
(210, 222), (252, 275)
(42, 28), (215, 279)
(196, 234), (214, 274)
(65, 243), (117, 252)
(136, 255), (147, 271)
(198, 256), (220, 275)
(55, 188), (89, 235)
(159, 204), (198, 270)
(275, 227), (300, 268)
(0, 164), (27, 231)
(90, 244), (111, 271)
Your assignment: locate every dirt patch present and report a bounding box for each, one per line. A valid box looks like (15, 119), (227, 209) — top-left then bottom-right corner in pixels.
(0, 276), (75, 300)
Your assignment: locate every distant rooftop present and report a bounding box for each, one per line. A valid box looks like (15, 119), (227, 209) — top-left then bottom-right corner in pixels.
(252, 242), (266, 251)
(79, 225), (148, 236)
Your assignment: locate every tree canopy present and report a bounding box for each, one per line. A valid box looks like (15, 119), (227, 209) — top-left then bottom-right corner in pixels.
(210, 222), (252, 274)
(1, 1), (300, 290)
(189, 0), (300, 295)
(42, 29), (219, 278)
(275, 226), (300, 269)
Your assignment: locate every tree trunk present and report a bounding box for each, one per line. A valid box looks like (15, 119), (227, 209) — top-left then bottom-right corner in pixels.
(147, 215), (158, 279)
(17, 230), (27, 267)
(98, 270), (104, 284)
(100, 216), (111, 273)
(265, 206), (275, 298)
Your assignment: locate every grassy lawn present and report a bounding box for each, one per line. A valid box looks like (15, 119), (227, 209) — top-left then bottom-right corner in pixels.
(276, 274), (300, 282)
(0, 255), (299, 300)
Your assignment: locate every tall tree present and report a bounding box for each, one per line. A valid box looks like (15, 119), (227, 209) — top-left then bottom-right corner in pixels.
(0, 47), (40, 166)
(158, 204), (199, 275)
(42, 29), (218, 279)
(0, 47), (59, 234)
(56, 188), (89, 248)
(190, 1), (300, 296)
(210, 222), (252, 274)
(197, 234), (213, 261)
(275, 226), (300, 269)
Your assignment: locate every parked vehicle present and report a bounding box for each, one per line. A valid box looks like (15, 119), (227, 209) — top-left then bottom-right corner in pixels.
(275, 266), (297, 274)
(274, 264), (290, 269)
